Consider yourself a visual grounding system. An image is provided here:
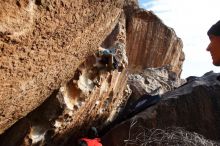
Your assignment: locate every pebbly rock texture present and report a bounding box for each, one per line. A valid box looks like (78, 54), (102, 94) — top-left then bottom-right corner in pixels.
(102, 71), (220, 146)
(126, 9), (184, 76)
(0, 0), (124, 134)
(0, 5), (129, 146)
(0, 0), (185, 146)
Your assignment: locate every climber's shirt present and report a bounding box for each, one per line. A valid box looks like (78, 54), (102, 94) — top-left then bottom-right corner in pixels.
(80, 138), (102, 146)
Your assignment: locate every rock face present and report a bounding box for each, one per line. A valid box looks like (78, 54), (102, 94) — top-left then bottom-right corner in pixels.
(0, 0), (185, 146)
(128, 66), (184, 96)
(0, 2), (128, 145)
(126, 66), (185, 108)
(102, 72), (220, 146)
(126, 9), (184, 76)
(0, 0), (124, 134)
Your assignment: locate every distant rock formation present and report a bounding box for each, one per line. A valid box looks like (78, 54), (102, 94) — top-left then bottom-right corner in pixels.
(128, 66), (185, 97)
(125, 66), (185, 110)
(0, 0), (184, 145)
(126, 9), (184, 76)
(102, 71), (220, 146)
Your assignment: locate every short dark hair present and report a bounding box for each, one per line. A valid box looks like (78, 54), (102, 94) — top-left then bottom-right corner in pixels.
(87, 127), (99, 139)
(207, 20), (220, 36)
(77, 140), (88, 146)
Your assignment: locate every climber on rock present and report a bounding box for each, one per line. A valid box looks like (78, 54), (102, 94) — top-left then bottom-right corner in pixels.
(94, 47), (118, 71)
(94, 41), (127, 72)
(207, 20), (220, 66)
(77, 127), (102, 146)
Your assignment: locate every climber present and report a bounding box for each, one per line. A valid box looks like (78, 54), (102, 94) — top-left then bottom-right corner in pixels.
(112, 41), (127, 72)
(206, 20), (220, 66)
(94, 47), (118, 71)
(77, 127), (102, 146)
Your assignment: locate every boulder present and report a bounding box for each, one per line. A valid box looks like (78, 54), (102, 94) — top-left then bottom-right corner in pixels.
(0, 0), (185, 145)
(102, 72), (220, 145)
(0, 0), (124, 134)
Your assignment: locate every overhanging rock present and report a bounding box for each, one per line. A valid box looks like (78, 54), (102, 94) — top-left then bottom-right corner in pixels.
(0, 0), (124, 134)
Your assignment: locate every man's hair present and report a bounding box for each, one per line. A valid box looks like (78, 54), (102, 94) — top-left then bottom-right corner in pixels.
(208, 20), (220, 36)
(87, 127), (99, 139)
(77, 140), (88, 146)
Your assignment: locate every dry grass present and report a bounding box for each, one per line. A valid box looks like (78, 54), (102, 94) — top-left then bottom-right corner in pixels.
(124, 119), (219, 146)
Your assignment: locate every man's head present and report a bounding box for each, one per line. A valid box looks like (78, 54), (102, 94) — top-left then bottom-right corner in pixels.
(87, 127), (99, 139)
(77, 140), (88, 146)
(207, 20), (220, 66)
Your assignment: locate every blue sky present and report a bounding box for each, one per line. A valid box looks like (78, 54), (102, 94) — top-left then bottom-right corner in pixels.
(139, 0), (220, 78)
